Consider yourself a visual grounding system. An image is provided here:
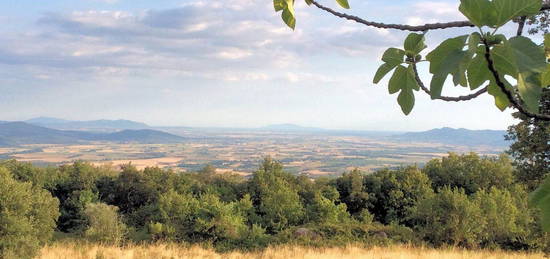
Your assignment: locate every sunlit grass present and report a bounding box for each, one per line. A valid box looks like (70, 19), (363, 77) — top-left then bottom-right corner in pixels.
(38, 243), (546, 259)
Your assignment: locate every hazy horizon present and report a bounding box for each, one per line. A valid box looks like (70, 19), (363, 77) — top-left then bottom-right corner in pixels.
(0, 0), (521, 131)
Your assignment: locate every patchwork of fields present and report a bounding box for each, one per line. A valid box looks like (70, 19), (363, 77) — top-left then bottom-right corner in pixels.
(0, 131), (505, 176)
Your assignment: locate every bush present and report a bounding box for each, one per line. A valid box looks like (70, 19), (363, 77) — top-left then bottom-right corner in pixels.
(0, 167), (60, 259)
(473, 187), (533, 248)
(410, 187), (484, 247)
(84, 203), (127, 245)
(364, 166), (433, 225)
(423, 153), (515, 194)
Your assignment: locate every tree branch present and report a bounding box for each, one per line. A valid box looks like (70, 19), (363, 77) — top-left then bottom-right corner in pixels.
(516, 16), (527, 36)
(310, 0), (550, 32)
(481, 39), (550, 121)
(411, 63), (488, 102)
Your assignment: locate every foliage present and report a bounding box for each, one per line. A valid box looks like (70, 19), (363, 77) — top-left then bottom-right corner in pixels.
(0, 167), (60, 259)
(423, 152), (515, 194)
(506, 89), (550, 191)
(363, 166), (433, 225)
(84, 203), (127, 245)
(247, 157), (305, 232)
(333, 169), (370, 215)
(473, 187), (532, 248)
(410, 187), (485, 247)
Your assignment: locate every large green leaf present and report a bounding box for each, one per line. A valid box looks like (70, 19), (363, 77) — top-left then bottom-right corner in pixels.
(467, 50), (491, 90)
(398, 89), (415, 115)
(545, 34), (550, 60)
(426, 35), (469, 97)
(492, 43), (518, 77)
(404, 33), (427, 56)
(517, 72), (542, 113)
(459, 0), (496, 27)
(382, 48), (405, 65)
(281, 0), (296, 29)
(427, 35), (469, 74)
(508, 36), (546, 74)
(429, 74), (447, 99)
(388, 65), (407, 94)
(493, 0), (542, 27)
(373, 63), (397, 84)
(335, 0), (350, 9)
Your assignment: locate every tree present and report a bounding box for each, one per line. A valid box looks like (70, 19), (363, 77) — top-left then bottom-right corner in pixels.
(247, 157), (305, 232)
(84, 203), (127, 245)
(0, 167), (60, 259)
(334, 169), (371, 215)
(364, 166), (433, 225)
(473, 187), (532, 247)
(410, 187), (484, 247)
(506, 89), (550, 191)
(423, 153), (515, 194)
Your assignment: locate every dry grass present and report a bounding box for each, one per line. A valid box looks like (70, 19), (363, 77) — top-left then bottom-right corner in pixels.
(38, 243), (546, 259)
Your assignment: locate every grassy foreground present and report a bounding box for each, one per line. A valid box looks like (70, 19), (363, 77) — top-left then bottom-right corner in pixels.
(38, 243), (546, 259)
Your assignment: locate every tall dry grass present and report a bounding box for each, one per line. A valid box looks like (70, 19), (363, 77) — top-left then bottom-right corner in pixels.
(38, 243), (546, 259)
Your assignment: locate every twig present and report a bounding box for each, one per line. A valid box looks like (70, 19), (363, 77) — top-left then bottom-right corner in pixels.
(412, 64), (488, 102)
(517, 16), (527, 36)
(310, 0), (550, 32)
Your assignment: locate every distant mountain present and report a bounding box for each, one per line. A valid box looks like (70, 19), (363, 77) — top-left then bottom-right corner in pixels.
(100, 129), (185, 144)
(25, 117), (150, 131)
(391, 127), (509, 147)
(0, 122), (184, 146)
(261, 124), (326, 132)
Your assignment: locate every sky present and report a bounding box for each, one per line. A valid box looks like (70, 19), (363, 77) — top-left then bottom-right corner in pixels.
(0, 0), (525, 131)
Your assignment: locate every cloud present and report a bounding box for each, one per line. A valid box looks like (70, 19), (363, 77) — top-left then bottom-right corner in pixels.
(0, 0), (402, 86)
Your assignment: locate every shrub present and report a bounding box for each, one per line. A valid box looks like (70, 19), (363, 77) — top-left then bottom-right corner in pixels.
(473, 187), (532, 248)
(410, 187), (484, 247)
(0, 167), (60, 259)
(84, 203), (127, 245)
(364, 166), (433, 225)
(423, 153), (515, 194)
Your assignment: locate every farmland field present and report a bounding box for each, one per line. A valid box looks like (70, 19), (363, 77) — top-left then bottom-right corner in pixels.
(0, 130), (505, 176)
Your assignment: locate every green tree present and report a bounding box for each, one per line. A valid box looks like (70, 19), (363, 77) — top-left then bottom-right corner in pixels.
(473, 187), (532, 247)
(334, 169), (371, 215)
(423, 153), (515, 194)
(84, 202), (127, 245)
(247, 157), (305, 232)
(0, 167), (60, 259)
(305, 192), (350, 224)
(364, 166), (433, 225)
(506, 89), (550, 191)
(410, 187), (484, 247)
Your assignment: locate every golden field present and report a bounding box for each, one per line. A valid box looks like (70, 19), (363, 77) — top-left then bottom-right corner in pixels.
(38, 243), (545, 259)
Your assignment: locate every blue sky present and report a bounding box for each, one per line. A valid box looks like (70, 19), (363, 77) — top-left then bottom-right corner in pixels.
(0, 0), (523, 131)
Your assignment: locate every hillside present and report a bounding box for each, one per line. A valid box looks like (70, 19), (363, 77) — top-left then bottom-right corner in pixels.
(26, 117), (150, 131)
(391, 127), (509, 147)
(0, 122), (184, 146)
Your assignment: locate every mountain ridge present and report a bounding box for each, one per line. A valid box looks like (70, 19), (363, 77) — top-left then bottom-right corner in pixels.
(0, 122), (184, 146)
(25, 117), (150, 131)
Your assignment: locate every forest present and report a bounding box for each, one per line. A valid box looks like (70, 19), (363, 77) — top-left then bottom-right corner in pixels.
(1, 148), (548, 258)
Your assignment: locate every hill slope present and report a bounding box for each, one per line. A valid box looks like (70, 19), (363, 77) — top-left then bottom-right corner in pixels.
(0, 122), (184, 146)
(26, 117), (150, 131)
(391, 127), (509, 147)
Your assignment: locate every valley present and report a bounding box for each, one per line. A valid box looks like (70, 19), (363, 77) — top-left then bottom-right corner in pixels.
(0, 129), (506, 176)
